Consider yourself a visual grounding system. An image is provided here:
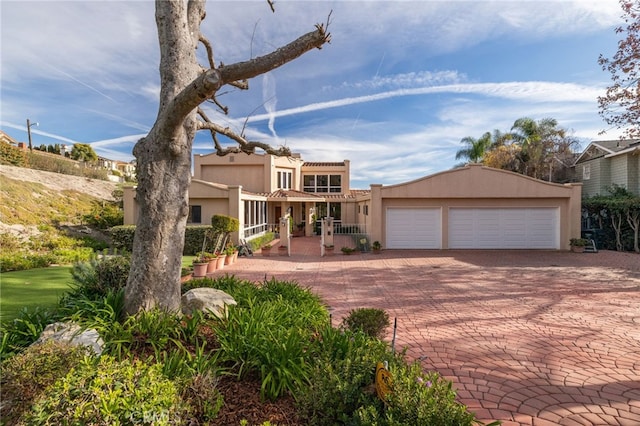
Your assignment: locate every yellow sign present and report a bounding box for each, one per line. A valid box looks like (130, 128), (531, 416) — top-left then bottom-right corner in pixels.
(375, 362), (393, 402)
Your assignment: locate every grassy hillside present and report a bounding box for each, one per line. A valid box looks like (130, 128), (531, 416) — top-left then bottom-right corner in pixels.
(0, 174), (102, 226)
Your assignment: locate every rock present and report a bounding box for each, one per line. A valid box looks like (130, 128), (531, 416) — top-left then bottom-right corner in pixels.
(182, 288), (237, 319)
(33, 321), (104, 356)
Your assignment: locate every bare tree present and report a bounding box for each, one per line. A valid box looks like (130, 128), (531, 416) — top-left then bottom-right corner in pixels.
(124, 0), (330, 315)
(598, 0), (640, 139)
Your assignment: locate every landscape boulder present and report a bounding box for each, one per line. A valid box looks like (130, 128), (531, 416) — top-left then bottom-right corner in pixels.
(181, 288), (237, 318)
(33, 321), (104, 356)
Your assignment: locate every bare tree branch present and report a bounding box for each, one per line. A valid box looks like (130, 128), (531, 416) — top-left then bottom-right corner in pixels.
(158, 25), (330, 142)
(199, 34), (215, 69)
(197, 107), (290, 156)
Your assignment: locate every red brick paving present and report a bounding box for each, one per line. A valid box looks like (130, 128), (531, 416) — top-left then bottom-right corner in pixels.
(220, 237), (640, 426)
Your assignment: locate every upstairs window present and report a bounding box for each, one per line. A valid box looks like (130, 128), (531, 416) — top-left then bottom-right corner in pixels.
(583, 164), (591, 180)
(277, 171), (292, 189)
(303, 174), (342, 193)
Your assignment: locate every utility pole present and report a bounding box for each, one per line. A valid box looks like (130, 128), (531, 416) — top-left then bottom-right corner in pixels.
(26, 119), (38, 151)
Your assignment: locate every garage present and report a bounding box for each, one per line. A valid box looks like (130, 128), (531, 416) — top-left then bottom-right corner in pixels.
(369, 165), (581, 250)
(448, 207), (560, 249)
(386, 208), (441, 249)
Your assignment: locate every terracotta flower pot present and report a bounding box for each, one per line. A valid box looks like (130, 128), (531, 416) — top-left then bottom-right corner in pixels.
(207, 258), (217, 273)
(192, 263), (208, 278)
(216, 254), (226, 269)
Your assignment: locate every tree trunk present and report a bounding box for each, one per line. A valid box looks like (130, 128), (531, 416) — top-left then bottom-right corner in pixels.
(611, 214), (624, 252)
(124, 0), (329, 315)
(627, 209), (640, 253)
(124, 1), (203, 315)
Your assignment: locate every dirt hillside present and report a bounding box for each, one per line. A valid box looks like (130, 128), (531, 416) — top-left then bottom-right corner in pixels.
(0, 164), (118, 200)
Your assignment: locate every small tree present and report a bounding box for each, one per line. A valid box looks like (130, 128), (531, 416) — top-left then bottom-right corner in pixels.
(598, 0), (640, 139)
(583, 185), (640, 252)
(70, 143), (98, 162)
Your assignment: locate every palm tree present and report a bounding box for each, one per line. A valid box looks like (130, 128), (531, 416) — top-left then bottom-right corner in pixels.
(455, 132), (492, 164)
(510, 117), (566, 179)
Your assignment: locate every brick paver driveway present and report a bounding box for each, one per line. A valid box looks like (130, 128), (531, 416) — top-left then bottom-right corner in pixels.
(224, 237), (640, 426)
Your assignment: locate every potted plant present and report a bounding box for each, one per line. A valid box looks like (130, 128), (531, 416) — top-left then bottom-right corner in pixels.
(261, 244), (272, 257)
(199, 251), (217, 273)
(324, 244), (334, 255)
(192, 254), (209, 278)
(372, 241), (382, 254)
(278, 245), (288, 256)
(341, 246), (356, 255)
(215, 251), (226, 269)
(224, 244), (237, 265)
(570, 238), (589, 253)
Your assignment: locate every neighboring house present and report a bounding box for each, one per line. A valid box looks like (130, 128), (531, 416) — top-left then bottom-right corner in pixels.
(574, 139), (640, 197)
(123, 154), (583, 250)
(98, 156), (136, 182)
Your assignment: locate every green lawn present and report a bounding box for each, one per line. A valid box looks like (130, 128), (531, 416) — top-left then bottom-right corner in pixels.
(1, 258), (197, 323)
(0, 266), (73, 322)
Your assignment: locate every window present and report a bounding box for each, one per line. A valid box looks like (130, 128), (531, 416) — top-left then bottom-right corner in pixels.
(303, 175), (315, 192)
(188, 205), (202, 223)
(316, 175), (328, 192)
(328, 202), (341, 220)
(329, 175), (341, 193)
(583, 164), (591, 180)
(303, 174), (342, 193)
(277, 171), (292, 189)
(243, 200), (268, 237)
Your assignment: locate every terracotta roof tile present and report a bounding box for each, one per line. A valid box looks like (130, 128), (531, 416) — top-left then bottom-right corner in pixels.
(302, 162), (345, 167)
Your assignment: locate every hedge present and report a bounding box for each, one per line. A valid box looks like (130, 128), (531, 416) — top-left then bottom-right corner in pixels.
(109, 225), (212, 255)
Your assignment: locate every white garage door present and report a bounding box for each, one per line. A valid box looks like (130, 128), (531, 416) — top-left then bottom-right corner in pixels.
(386, 208), (441, 249)
(448, 208), (559, 249)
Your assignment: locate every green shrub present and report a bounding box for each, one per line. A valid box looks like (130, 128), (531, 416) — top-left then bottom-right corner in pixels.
(211, 214), (240, 233)
(0, 232), (22, 252)
(215, 300), (311, 401)
(342, 307), (390, 340)
(112, 225), (212, 255)
(70, 254), (130, 299)
(184, 225), (213, 255)
(109, 224), (136, 251)
(59, 288), (125, 327)
(206, 277), (329, 401)
(23, 355), (186, 425)
(354, 362), (481, 425)
(52, 246), (94, 263)
(0, 252), (54, 272)
(247, 232), (276, 252)
(0, 306), (61, 360)
(77, 235), (110, 252)
(0, 340), (89, 424)
(83, 200), (124, 229)
(0, 140), (27, 166)
(297, 326), (393, 425)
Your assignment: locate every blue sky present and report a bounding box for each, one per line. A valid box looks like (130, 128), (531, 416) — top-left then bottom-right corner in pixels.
(1, 0), (627, 189)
